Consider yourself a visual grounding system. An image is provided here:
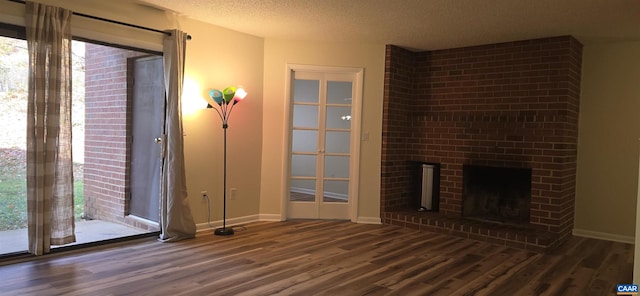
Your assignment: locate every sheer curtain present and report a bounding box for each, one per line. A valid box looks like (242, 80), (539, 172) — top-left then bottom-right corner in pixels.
(25, 1), (76, 255)
(159, 29), (196, 242)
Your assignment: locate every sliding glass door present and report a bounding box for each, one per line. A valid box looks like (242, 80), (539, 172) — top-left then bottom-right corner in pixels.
(0, 29), (162, 256)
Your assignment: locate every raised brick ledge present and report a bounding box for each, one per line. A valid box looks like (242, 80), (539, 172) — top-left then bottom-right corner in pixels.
(382, 210), (563, 253)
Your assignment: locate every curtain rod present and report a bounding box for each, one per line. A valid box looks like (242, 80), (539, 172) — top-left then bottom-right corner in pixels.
(7, 0), (192, 40)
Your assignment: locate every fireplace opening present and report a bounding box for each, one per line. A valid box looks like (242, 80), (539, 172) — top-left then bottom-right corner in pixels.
(462, 165), (531, 225)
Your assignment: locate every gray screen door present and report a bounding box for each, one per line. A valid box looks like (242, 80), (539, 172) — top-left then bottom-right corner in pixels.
(129, 55), (164, 222)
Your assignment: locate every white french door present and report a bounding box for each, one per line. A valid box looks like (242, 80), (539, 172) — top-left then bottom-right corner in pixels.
(286, 66), (362, 220)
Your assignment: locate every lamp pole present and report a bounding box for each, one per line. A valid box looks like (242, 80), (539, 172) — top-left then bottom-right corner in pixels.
(209, 87), (246, 236)
(214, 121), (233, 235)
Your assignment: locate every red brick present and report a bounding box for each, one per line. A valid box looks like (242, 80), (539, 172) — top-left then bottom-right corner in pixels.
(84, 44), (148, 224)
(382, 36), (581, 245)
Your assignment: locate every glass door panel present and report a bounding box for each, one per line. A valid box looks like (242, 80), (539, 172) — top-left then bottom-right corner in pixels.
(292, 105), (318, 128)
(291, 155), (317, 177)
(325, 131), (350, 154)
(324, 156), (350, 178)
(289, 78), (320, 203)
(323, 180), (349, 203)
(290, 179), (316, 202)
(322, 79), (352, 208)
(327, 81), (352, 104)
(326, 106), (352, 129)
(293, 79), (319, 103)
(292, 130), (318, 153)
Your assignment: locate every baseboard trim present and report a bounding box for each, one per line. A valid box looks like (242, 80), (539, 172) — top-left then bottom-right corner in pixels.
(357, 216), (381, 224)
(258, 214), (283, 221)
(196, 214), (286, 233)
(573, 228), (634, 244)
(196, 214), (381, 232)
(196, 214), (260, 233)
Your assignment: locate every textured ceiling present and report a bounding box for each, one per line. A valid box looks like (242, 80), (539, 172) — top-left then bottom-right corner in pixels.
(140, 0), (640, 50)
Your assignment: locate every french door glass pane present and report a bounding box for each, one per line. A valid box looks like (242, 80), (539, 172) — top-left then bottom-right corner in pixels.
(325, 106), (352, 129)
(290, 179), (316, 202)
(325, 131), (350, 154)
(293, 79), (319, 103)
(293, 105), (318, 128)
(324, 155), (349, 178)
(292, 130), (317, 153)
(326, 81), (352, 104)
(323, 180), (348, 203)
(291, 154), (317, 177)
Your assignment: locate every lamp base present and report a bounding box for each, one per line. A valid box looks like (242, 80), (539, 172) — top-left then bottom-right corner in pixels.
(214, 227), (234, 236)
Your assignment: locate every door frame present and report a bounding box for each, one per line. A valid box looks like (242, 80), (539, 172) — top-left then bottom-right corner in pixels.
(281, 64), (363, 222)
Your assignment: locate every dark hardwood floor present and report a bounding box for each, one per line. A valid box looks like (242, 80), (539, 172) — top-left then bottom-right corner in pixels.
(0, 220), (633, 295)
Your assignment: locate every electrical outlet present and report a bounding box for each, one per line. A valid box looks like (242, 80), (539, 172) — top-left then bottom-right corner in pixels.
(201, 190), (208, 199)
(230, 188), (237, 200)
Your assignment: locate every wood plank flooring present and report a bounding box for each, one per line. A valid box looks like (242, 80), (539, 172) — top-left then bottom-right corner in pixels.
(0, 220), (633, 295)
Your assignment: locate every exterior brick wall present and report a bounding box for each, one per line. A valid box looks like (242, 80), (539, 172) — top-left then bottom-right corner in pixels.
(381, 36), (583, 249)
(83, 44), (147, 224)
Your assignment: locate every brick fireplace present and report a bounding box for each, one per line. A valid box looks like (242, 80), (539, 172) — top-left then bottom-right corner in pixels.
(381, 36), (582, 252)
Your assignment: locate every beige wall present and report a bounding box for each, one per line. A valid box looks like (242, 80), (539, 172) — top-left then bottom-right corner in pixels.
(2, 0), (265, 226)
(575, 41), (640, 239)
(261, 39), (385, 221)
(179, 18), (264, 224)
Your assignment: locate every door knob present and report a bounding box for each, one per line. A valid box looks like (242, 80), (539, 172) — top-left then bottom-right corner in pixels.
(154, 137), (162, 143)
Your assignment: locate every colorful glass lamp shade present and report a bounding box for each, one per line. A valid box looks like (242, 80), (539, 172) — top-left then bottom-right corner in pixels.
(208, 89), (224, 105)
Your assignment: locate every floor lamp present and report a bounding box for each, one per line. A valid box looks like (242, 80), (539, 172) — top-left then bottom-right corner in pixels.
(207, 86), (247, 236)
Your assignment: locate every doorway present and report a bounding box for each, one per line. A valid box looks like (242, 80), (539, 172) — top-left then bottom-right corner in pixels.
(286, 65), (363, 220)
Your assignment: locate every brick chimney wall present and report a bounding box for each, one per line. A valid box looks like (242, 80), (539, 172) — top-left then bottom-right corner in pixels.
(381, 45), (415, 213)
(381, 36), (582, 242)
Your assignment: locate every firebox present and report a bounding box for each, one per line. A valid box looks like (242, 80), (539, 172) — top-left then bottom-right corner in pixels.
(462, 165), (531, 225)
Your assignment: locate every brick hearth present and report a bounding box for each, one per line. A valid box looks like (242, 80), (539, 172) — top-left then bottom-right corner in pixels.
(381, 36), (582, 252)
